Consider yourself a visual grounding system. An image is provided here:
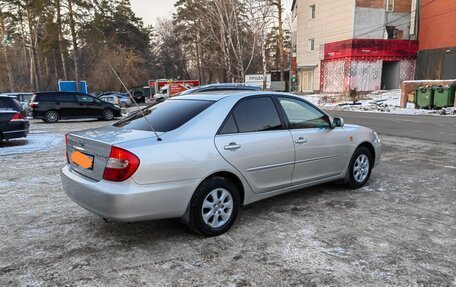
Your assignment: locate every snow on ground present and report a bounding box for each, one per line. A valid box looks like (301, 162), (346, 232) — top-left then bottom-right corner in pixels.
(299, 90), (456, 116)
(0, 131), (63, 156)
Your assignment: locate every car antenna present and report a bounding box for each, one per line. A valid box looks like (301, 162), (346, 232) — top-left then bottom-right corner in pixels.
(110, 66), (162, 141)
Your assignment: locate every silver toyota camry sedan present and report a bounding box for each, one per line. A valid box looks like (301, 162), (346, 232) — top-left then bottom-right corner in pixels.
(61, 92), (381, 236)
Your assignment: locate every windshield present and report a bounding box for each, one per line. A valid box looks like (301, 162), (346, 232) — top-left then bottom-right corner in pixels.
(113, 99), (214, 132)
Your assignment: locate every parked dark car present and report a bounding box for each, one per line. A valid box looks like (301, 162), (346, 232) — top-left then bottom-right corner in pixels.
(132, 90), (145, 103)
(1, 92), (34, 117)
(0, 95), (29, 141)
(30, 92), (122, 123)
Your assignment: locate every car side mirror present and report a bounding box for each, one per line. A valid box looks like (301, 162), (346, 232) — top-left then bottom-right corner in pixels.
(334, 117), (344, 128)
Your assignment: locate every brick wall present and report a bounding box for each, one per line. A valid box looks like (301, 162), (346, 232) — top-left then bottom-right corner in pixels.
(356, 0), (411, 12)
(356, 0), (383, 8)
(394, 0), (412, 13)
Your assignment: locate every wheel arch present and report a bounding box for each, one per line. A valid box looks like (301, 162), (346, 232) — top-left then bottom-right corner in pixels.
(357, 141), (376, 166)
(205, 171), (245, 206)
(180, 170), (246, 225)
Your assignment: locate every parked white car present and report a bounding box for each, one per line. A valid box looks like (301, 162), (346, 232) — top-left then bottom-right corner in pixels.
(61, 92), (381, 236)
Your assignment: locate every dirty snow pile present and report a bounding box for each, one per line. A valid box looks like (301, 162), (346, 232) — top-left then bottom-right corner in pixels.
(299, 90), (456, 116)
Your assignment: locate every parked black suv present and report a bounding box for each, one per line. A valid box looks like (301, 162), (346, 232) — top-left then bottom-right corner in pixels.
(30, 92), (122, 123)
(0, 95), (29, 140)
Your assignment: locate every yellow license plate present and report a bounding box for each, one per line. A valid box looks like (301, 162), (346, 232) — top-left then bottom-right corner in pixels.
(71, 150), (94, 170)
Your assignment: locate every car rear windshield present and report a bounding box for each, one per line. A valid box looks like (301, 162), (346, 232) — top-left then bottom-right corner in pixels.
(0, 97), (22, 111)
(113, 99), (214, 132)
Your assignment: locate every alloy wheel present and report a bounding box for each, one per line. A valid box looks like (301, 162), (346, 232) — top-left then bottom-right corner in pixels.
(353, 154), (370, 183)
(201, 188), (233, 228)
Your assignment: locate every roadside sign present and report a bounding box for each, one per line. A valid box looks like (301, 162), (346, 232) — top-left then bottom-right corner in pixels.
(245, 74), (271, 89)
(58, 80), (88, 94)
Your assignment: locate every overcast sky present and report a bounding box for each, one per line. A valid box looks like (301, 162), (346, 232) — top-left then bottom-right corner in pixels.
(130, 0), (176, 26)
(130, 0), (293, 26)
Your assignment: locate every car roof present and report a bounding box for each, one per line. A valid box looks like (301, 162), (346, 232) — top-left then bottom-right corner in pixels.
(0, 92), (33, 96)
(172, 91), (297, 102)
(181, 83), (261, 95)
(34, 91), (89, 95)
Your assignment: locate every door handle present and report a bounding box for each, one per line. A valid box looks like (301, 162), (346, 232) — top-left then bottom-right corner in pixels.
(295, 137), (308, 144)
(224, 142), (241, 151)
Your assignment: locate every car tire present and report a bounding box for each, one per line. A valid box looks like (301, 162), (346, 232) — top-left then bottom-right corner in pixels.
(44, 110), (59, 123)
(346, 146), (373, 189)
(102, 109), (114, 121)
(188, 177), (240, 237)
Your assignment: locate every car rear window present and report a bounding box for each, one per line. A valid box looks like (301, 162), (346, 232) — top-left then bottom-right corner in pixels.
(114, 99), (214, 132)
(0, 97), (22, 111)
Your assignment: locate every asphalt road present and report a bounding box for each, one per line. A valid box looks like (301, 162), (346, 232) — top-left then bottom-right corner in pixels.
(326, 110), (456, 144)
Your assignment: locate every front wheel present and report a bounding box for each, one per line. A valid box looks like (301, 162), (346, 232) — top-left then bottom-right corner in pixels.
(102, 109), (114, 121)
(346, 146), (373, 189)
(188, 177), (240, 236)
(44, 110), (59, 123)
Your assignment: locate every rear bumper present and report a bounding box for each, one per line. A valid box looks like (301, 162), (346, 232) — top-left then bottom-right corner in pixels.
(60, 165), (199, 221)
(1, 121), (29, 140)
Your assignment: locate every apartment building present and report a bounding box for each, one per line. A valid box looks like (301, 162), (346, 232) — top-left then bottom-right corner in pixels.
(291, 0), (419, 93)
(416, 0), (456, 80)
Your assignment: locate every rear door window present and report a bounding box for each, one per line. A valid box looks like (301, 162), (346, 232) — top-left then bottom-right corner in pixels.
(219, 114), (238, 134)
(114, 99), (214, 132)
(36, 94), (54, 102)
(231, 97), (282, 133)
(55, 94), (76, 102)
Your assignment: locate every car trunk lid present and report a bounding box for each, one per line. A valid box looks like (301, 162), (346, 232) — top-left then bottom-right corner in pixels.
(66, 125), (160, 181)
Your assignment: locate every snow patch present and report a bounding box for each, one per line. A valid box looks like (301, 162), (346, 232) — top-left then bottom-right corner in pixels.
(299, 90), (456, 116)
(0, 133), (63, 156)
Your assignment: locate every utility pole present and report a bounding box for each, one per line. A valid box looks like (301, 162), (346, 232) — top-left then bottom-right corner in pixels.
(277, 0), (285, 81)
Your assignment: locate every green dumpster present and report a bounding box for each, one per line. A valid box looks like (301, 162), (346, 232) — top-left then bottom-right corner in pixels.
(415, 86), (434, 109)
(433, 85), (455, 108)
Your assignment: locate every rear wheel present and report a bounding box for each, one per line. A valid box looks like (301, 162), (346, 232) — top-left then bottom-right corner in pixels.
(188, 177), (240, 236)
(44, 110), (59, 123)
(102, 109), (114, 121)
(346, 147), (373, 189)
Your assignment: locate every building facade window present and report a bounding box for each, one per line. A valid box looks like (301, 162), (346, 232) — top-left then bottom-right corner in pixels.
(385, 0), (394, 12)
(309, 4), (316, 19)
(308, 38), (315, 51)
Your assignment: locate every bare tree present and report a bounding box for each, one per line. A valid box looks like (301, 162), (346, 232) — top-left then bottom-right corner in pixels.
(56, 0), (68, 80)
(245, 0), (275, 89)
(0, 5), (15, 91)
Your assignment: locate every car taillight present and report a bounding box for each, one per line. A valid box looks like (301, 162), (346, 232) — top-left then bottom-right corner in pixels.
(103, 146), (140, 182)
(10, 112), (24, 121)
(65, 134), (70, 164)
